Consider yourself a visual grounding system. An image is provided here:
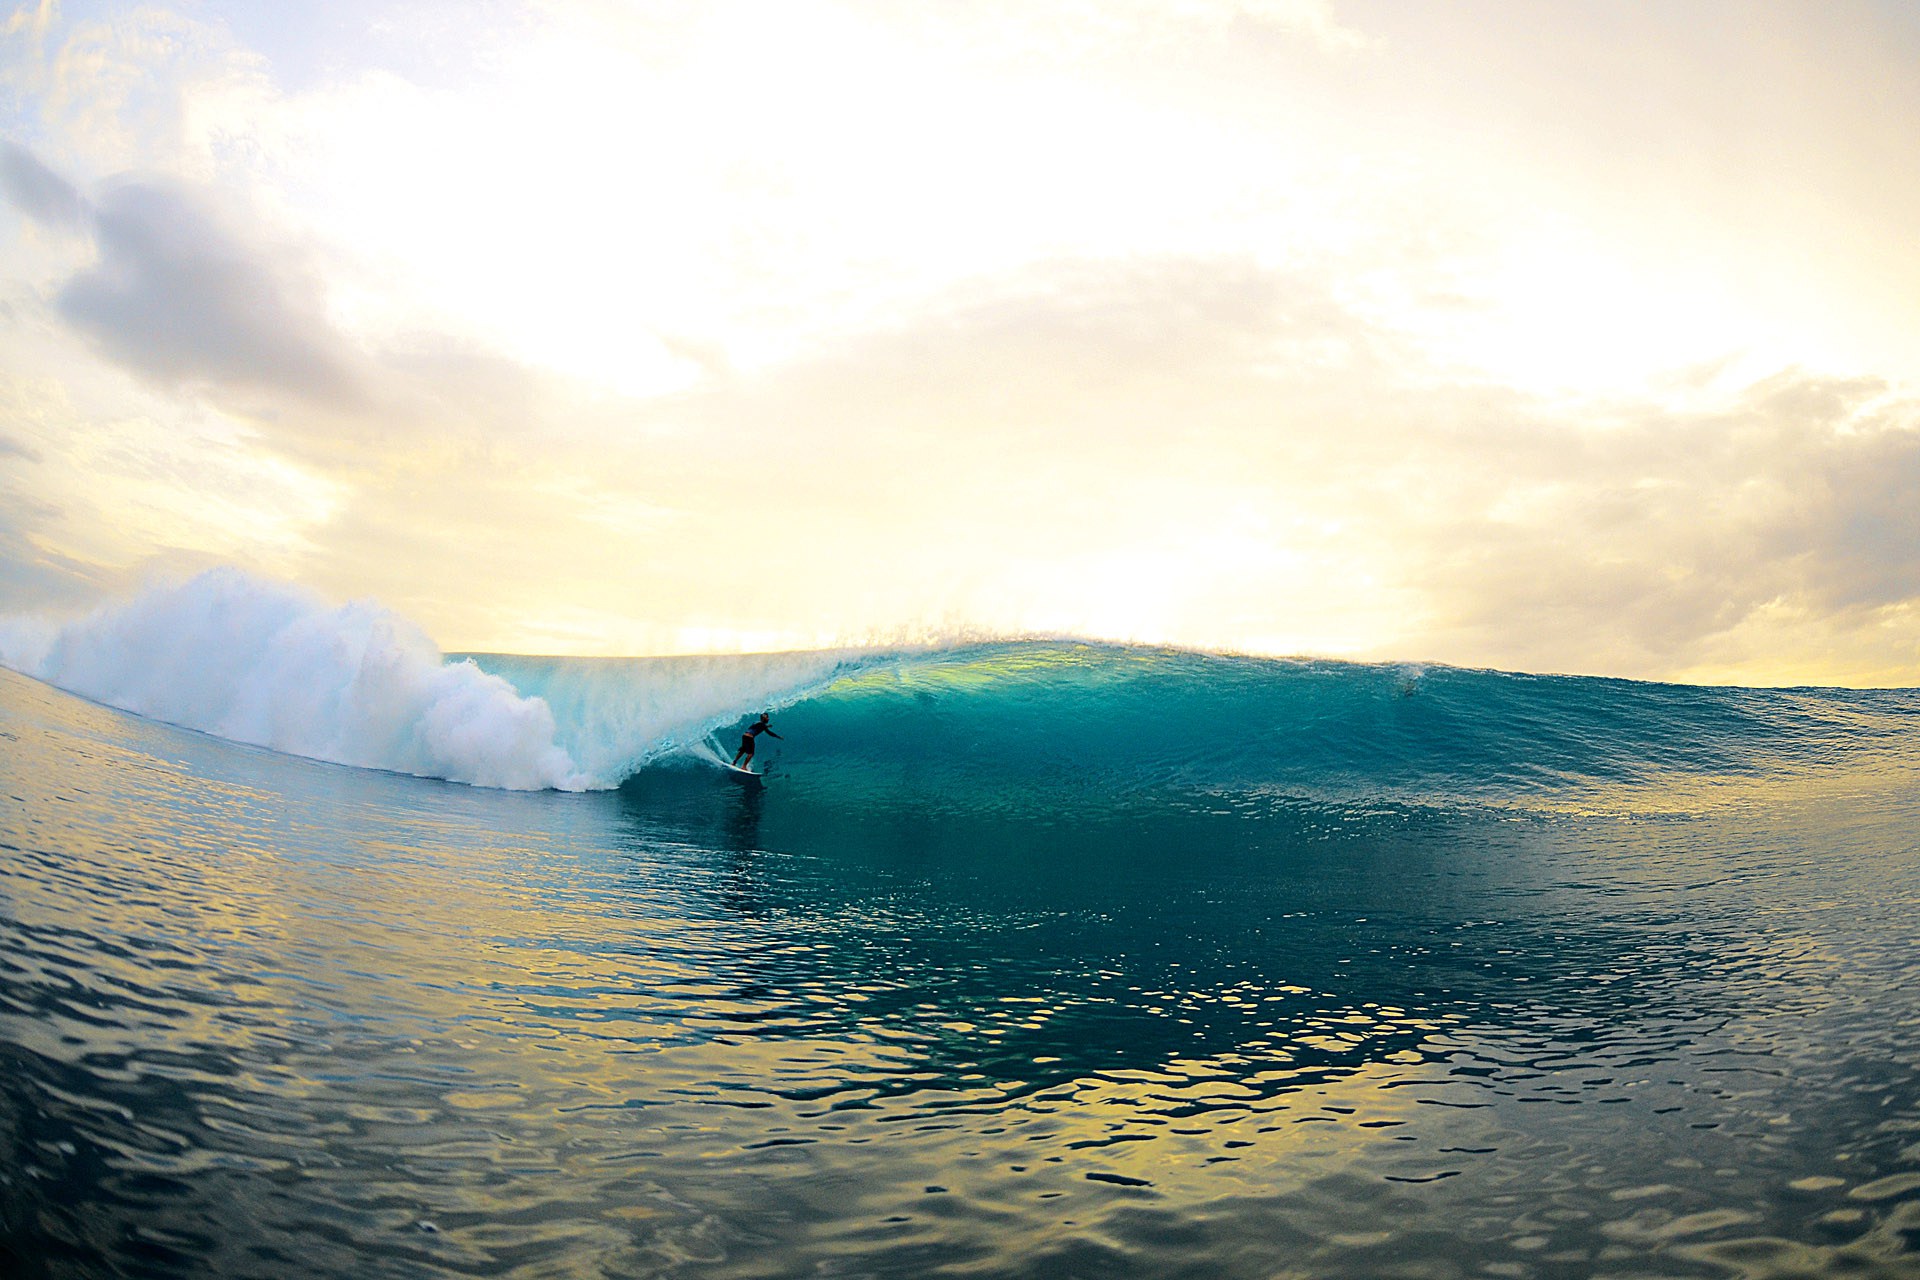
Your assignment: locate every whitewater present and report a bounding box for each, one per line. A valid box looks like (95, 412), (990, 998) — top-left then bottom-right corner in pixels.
(5, 569), (1920, 1279)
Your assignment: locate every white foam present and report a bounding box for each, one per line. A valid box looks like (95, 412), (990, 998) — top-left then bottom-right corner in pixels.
(0, 569), (591, 791)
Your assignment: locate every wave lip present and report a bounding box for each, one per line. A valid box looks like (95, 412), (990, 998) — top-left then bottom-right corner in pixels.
(1, 569), (590, 791)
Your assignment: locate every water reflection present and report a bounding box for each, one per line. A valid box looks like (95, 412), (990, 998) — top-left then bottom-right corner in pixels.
(610, 766), (1753, 1101)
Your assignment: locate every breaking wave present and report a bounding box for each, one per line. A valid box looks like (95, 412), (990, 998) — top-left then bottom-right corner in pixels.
(5, 568), (1918, 808)
(0, 570), (589, 790)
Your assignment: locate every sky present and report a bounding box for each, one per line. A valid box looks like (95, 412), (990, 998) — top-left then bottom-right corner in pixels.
(1, 0), (1918, 685)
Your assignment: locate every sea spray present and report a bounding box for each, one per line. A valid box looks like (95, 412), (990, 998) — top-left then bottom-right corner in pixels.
(0, 568), (590, 790)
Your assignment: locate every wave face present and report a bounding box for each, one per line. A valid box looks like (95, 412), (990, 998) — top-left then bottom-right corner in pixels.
(462, 639), (1920, 826)
(590, 642), (1920, 817)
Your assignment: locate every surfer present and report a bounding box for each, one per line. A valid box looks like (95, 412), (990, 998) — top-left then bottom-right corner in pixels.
(732, 712), (781, 770)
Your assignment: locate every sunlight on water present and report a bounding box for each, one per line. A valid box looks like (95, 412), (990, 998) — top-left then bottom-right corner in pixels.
(4, 663), (1920, 1278)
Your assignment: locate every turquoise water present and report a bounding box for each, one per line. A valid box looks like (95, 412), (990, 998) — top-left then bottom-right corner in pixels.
(4, 640), (1920, 1279)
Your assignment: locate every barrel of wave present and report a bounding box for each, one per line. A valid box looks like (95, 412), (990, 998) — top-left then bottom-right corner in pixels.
(457, 647), (883, 786)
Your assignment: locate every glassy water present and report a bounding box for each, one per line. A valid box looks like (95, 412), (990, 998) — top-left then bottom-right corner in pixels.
(4, 654), (1920, 1279)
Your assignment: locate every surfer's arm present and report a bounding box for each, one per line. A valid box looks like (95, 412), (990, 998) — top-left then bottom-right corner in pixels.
(766, 729), (783, 739)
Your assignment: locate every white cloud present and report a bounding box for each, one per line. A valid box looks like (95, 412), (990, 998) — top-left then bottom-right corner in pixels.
(0, 139), (83, 228)
(47, 171), (368, 403)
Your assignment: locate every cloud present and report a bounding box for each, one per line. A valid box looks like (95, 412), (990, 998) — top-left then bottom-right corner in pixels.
(1348, 371), (1920, 680)
(565, 256), (1920, 680)
(7, 195), (1917, 681)
(0, 140), (85, 229)
(0, 486), (110, 614)
(1, 2), (1916, 682)
(50, 174), (367, 406)
(0, 141), (568, 460)
(876, 0), (1372, 62)
(1236, 0), (1371, 51)
(0, 144), (369, 413)
(1773, 389), (1920, 614)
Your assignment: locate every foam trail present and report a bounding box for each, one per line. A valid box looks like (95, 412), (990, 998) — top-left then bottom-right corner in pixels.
(0, 569), (589, 791)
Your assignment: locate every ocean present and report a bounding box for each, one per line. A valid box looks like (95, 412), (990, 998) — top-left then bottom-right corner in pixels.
(3, 573), (1920, 1278)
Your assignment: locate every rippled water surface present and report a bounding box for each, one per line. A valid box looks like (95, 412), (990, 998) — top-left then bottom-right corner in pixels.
(5, 664), (1920, 1278)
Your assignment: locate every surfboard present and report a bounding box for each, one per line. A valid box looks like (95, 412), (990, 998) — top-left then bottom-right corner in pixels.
(721, 761), (763, 784)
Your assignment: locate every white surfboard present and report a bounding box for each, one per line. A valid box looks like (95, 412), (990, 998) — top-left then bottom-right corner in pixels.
(721, 761), (763, 783)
